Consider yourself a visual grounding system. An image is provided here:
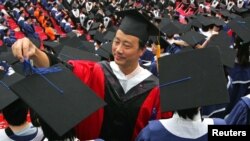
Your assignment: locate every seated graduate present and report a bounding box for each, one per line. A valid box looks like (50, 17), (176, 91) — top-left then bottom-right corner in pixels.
(225, 94), (250, 125)
(225, 18), (250, 116)
(9, 57), (106, 141)
(136, 47), (229, 141)
(0, 61), (44, 141)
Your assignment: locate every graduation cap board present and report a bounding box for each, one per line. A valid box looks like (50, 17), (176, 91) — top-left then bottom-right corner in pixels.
(116, 9), (161, 45)
(0, 45), (18, 65)
(180, 30), (206, 47)
(10, 63), (106, 136)
(206, 31), (237, 67)
(96, 42), (113, 60)
(159, 47), (229, 111)
(58, 45), (100, 62)
(228, 18), (250, 43)
(161, 22), (181, 36)
(43, 40), (101, 63)
(0, 63), (23, 110)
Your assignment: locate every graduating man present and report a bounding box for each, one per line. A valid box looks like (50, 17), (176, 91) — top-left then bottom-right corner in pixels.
(11, 9), (172, 141)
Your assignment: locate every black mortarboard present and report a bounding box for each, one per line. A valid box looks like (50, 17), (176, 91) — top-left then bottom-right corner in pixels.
(43, 41), (62, 54)
(66, 32), (77, 39)
(212, 17), (225, 26)
(228, 18), (250, 43)
(103, 31), (115, 41)
(159, 18), (170, 29)
(149, 36), (169, 49)
(198, 16), (215, 27)
(94, 31), (104, 43)
(220, 10), (231, 18)
(44, 38), (100, 62)
(0, 45), (18, 65)
(10, 63), (106, 136)
(116, 9), (160, 45)
(232, 5), (250, 18)
(173, 20), (191, 33)
(161, 22), (181, 36)
(180, 30), (206, 47)
(59, 36), (83, 48)
(57, 44), (100, 62)
(96, 42), (113, 60)
(105, 10), (112, 17)
(81, 41), (96, 53)
(159, 47), (229, 111)
(206, 31), (236, 67)
(90, 22), (101, 30)
(0, 64), (23, 110)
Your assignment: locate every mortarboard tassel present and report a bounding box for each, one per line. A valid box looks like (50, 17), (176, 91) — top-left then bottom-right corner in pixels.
(23, 60), (64, 94)
(156, 36), (161, 59)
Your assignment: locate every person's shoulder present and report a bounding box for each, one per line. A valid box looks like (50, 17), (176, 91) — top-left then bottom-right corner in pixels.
(0, 128), (13, 140)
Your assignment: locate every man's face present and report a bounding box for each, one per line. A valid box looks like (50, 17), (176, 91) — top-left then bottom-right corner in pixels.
(112, 29), (144, 68)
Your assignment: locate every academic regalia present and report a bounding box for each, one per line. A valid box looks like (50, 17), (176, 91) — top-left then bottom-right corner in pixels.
(136, 113), (226, 141)
(225, 95), (250, 125)
(0, 124), (44, 141)
(71, 60), (161, 141)
(225, 63), (250, 115)
(23, 22), (39, 40)
(3, 36), (16, 47)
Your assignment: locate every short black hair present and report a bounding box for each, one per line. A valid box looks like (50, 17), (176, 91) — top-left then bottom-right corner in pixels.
(2, 99), (28, 126)
(177, 107), (199, 120)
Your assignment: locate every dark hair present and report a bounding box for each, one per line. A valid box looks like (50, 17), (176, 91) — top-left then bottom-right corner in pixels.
(2, 99), (28, 126)
(139, 39), (146, 50)
(177, 107), (199, 120)
(39, 118), (76, 141)
(237, 42), (250, 67)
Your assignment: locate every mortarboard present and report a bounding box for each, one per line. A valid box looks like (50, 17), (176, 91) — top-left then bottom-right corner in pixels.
(0, 63), (23, 110)
(159, 18), (170, 28)
(94, 31), (104, 43)
(81, 41), (96, 53)
(161, 22), (181, 36)
(149, 36), (169, 49)
(57, 44), (100, 62)
(65, 32), (77, 39)
(10, 63), (106, 136)
(180, 30), (206, 47)
(116, 9), (161, 45)
(228, 18), (250, 43)
(0, 45), (18, 65)
(103, 31), (115, 41)
(173, 20), (192, 33)
(159, 47), (229, 111)
(232, 5), (250, 18)
(43, 41), (62, 54)
(206, 31), (237, 67)
(197, 16), (214, 27)
(44, 39), (100, 62)
(90, 22), (101, 30)
(220, 10), (231, 18)
(96, 42), (113, 60)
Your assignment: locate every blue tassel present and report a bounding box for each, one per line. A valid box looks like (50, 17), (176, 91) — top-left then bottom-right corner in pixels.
(23, 60), (64, 94)
(160, 77), (191, 87)
(0, 61), (10, 76)
(0, 81), (9, 89)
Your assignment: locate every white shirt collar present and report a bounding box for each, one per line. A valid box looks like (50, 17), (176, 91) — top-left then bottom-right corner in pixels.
(160, 112), (208, 139)
(110, 61), (152, 93)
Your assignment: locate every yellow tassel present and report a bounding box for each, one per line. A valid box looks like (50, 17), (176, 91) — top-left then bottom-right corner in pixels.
(156, 44), (161, 59)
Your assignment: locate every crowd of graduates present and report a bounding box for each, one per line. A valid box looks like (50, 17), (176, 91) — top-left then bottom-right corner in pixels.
(1, 0), (250, 140)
